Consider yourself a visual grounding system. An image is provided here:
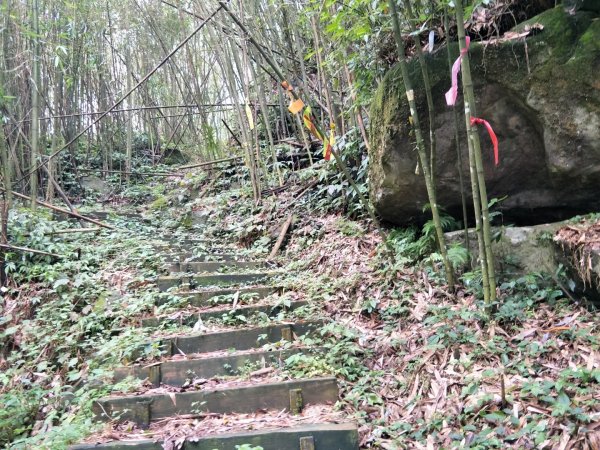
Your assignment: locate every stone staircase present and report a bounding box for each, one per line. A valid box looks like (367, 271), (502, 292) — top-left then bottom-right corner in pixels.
(71, 214), (359, 450)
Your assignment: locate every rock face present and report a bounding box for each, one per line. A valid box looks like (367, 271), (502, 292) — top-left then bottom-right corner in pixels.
(445, 222), (564, 277)
(369, 7), (600, 225)
(81, 175), (111, 195)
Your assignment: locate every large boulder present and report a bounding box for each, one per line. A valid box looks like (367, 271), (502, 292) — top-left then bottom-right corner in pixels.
(369, 7), (600, 225)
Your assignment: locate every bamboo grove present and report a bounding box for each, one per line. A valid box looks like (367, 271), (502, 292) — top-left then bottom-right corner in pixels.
(0, 0), (507, 298)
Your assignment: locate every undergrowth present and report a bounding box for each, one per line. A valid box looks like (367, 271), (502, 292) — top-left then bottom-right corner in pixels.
(1, 152), (599, 449)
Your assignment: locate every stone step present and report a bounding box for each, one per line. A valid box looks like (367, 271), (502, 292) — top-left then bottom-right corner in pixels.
(114, 346), (320, 386)
(136, 321), (322, 359)
(156, 272), (276, 291)
(167, 260), (267, 273)
(155, 286), (280, 307)
(139, 300), (308, 328)
(93, 377), (339, 426)
(71, 422), (359, 450)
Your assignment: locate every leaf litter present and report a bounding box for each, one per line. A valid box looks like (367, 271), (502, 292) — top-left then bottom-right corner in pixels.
(83, 405), (346, 449)
(277, 214), (600, 448)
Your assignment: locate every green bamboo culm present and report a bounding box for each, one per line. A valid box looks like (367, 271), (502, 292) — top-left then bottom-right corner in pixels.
(387, 0), (455, 288)
(403, 0), (437, 188)
(29, 0), (41, 208)
(443, 8), (470, 260)
(454, 0), (497, 304)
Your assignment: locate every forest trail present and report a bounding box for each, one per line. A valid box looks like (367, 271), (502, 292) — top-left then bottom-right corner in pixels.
(71, 212), (359, 450)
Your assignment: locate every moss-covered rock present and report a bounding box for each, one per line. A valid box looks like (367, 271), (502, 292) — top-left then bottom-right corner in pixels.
(369, 6), (600, 225)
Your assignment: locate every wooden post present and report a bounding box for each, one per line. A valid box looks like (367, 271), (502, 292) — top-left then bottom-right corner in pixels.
(300, 436), (316, 450)
(281, 326), (293, 342)
(289, 388), (303, 414)
(148, 364), (161, 388)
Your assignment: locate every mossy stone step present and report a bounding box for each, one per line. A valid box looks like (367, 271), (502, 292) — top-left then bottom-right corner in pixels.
(70, 422), (359, 450)
(156, 272), (276, 291)
(140, 300), (308, 328)
(93, 377), (339, 426)
(136, 321), (322, 359)
(167, 260), (267, 273)
(155, 286), (280, 307)
(114, 346), (319, 386)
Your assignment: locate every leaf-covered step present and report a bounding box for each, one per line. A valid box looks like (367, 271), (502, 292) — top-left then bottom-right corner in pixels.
(139, 300), (309, 328)
(163, 252), (253, 262)
(150, 239), (216, 249)
(167, 260), (267, 274)
(71, 422), (359, 450)
(164, 253), (248, 263)
(140, 321), (323, 358)
(156, 272), (276, 291)
(93, 377), (339, 426)
(113, 346), (319, 386)
(156, 286), (280, 307)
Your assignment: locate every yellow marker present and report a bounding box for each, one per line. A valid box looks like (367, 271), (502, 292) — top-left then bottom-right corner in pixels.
(245, 104), (254, 130)
(288, 98), (305, 114)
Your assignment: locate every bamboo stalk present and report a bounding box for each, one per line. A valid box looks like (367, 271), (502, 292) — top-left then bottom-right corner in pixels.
(221, 120), (243, 147)
(218, 1), (386, 241)
(0, 243), (62, 258)
(388, 0), (455, 287)
(455, 0), (496, 304)
(268, 214), (294, 260)
(77, 168), (182, 177)
(443, 8), (470, 256)
(23, 227), (101, 236)
(29, 0), (41, 208)
(20, 5), (224, 183)
(177, 156), (243, 170)
(405, 0), (437, 188)
(0, 125), (10, 286)
(6, 190), (116, 230)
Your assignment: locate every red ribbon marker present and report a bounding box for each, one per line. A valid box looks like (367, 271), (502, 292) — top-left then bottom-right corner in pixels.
(445, 36), (471, 106)
(470, 117), (499, 165)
